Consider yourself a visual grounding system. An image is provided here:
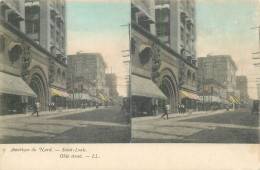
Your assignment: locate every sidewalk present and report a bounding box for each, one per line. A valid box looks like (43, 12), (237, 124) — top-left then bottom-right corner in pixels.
(0, 106), (106, 121)
(132, 109), (233, 122)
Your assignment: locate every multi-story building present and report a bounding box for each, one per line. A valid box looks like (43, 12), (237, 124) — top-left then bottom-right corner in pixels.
(67, 53), (108, 99)
(105, 73), (119, 98)
(198, 55), (237, 95)
(24, 0), (66, 63)
(0, 0), (68, 114)
(131, 0), (198, 115)
(155, 0), (196, 63)
(198, 55), (240, 108)
(0, 0), (25, 32)
(236, 76), (249, 105)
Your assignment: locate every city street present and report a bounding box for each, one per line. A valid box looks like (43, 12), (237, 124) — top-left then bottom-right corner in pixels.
(132, 110), (260, 143)
(0, 106), (130, 143)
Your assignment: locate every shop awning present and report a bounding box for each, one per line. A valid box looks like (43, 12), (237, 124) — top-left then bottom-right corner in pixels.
(104, 95), (110, 102)
(69, 93), (92, 100)
(92, 96), (102, 103)
(199, 96), (222, 103)
(0, 72), (37, 97)
(131, 75), (167, 99)
(229, 95), (238, 104)
(220, 97), (232, 104)
(51, 88), (70, 98)
(181, 90), (201, 100)
(99, 93), (108, 102)
(229, 95), (241, 104)
(82, 93), (92, 100)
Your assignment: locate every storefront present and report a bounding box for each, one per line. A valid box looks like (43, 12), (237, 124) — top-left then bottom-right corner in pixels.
(132, 75), (167, 117)
(181, 90), (200, 112)
(51, 88), (70, 109)
(229, 95), (241, 109)
(198, 95), (223, 111)
(69, 93), (94, 108)
(0, 72), (37, 115)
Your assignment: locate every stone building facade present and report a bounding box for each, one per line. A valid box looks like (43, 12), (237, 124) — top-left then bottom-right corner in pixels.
(0, 17), (67, 114)
(198, 55), (238, 98)
(24, 0), (67, 61)
(67, 53), (109, 100)
(131, 0), (198, 115)
(236, 75), (249, 106)
(155, 0), (196, 61)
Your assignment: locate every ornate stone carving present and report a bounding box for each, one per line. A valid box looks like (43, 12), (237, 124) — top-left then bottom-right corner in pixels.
(0, 32), (5, 53)
(21, 41), (32, 81)
(131, 36), (136, 55)
(178, 60), (185, 86)
(151, 43), (161, 83)
(48, 57), (56, 85)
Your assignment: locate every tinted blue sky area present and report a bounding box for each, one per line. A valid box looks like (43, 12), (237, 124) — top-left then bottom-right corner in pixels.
(67, 1), (130, 96)
(196, 1), (260, 99)
(196, 1), (258, 46)
(67, 2), (130, 34)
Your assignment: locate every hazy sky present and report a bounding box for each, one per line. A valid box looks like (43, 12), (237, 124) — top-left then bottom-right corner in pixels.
(196, 0), (260, 99)
(67, 0), (260, 99)
(67, 1), (130, 96)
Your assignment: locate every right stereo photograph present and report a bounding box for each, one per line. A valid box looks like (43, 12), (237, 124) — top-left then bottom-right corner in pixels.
(130, 0), (260, 143)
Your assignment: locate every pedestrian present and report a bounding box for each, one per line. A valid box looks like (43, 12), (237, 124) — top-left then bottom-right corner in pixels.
(32, 100), (40, 117)
(178, 104), (181, 114)
(161, 103), (170, 119)
(181, 104), (185, 114)
(48, 102), (51, 112)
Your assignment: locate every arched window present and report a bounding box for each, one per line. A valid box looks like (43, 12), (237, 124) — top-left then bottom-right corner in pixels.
(57, 68), (61, 83)
(9, 43), (22, 64)
(62, 71), (65, 84)
(192, 73), (196, 86)
(187, 70), (191, 85)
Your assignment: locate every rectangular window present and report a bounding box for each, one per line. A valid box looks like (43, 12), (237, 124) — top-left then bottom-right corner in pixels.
(62, 37), (65, 49)
(181, 28), (184, 41)
(56, 31), (59, 43)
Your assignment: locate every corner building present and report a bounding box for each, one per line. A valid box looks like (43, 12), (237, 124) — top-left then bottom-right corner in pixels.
(0, 0), (68, 114)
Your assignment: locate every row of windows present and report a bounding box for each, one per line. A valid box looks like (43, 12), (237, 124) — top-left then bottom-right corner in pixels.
(56, 69), (66, 84)
(186, 70), (196, 87)
(155, 23), (170, 36)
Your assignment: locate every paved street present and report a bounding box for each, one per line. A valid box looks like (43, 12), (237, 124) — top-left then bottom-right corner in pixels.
(132, 109), (260, 143)
(0, 106), (130, 143)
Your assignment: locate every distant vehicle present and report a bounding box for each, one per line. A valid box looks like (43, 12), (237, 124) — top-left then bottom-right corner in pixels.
(251, 100), (259, 115)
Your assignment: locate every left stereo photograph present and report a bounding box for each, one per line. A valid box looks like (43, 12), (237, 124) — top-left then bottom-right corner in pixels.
(0, 0), (131, 143)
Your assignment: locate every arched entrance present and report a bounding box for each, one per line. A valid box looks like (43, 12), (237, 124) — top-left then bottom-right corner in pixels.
(158, 68), (179, 113)
(27, 67), (49, 111)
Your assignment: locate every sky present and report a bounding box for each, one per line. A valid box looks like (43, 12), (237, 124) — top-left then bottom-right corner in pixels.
(196, 0), (260, 99)
(67, 1), (130, 96)
(67, 0), (260, 99)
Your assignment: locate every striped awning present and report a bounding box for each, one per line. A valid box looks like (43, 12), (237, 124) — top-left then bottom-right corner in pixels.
(51, 88), (70, 98)
(181, 90), (201, 100)
(199, 96), (222, 103)
(99, 93), (107, 102)
(229, 95), (241, 104)
(104, 95), (110, 102)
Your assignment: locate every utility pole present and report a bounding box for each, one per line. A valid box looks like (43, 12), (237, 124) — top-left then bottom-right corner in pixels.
(121, 23), (132, 116)
(251, 26), (260, 99)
